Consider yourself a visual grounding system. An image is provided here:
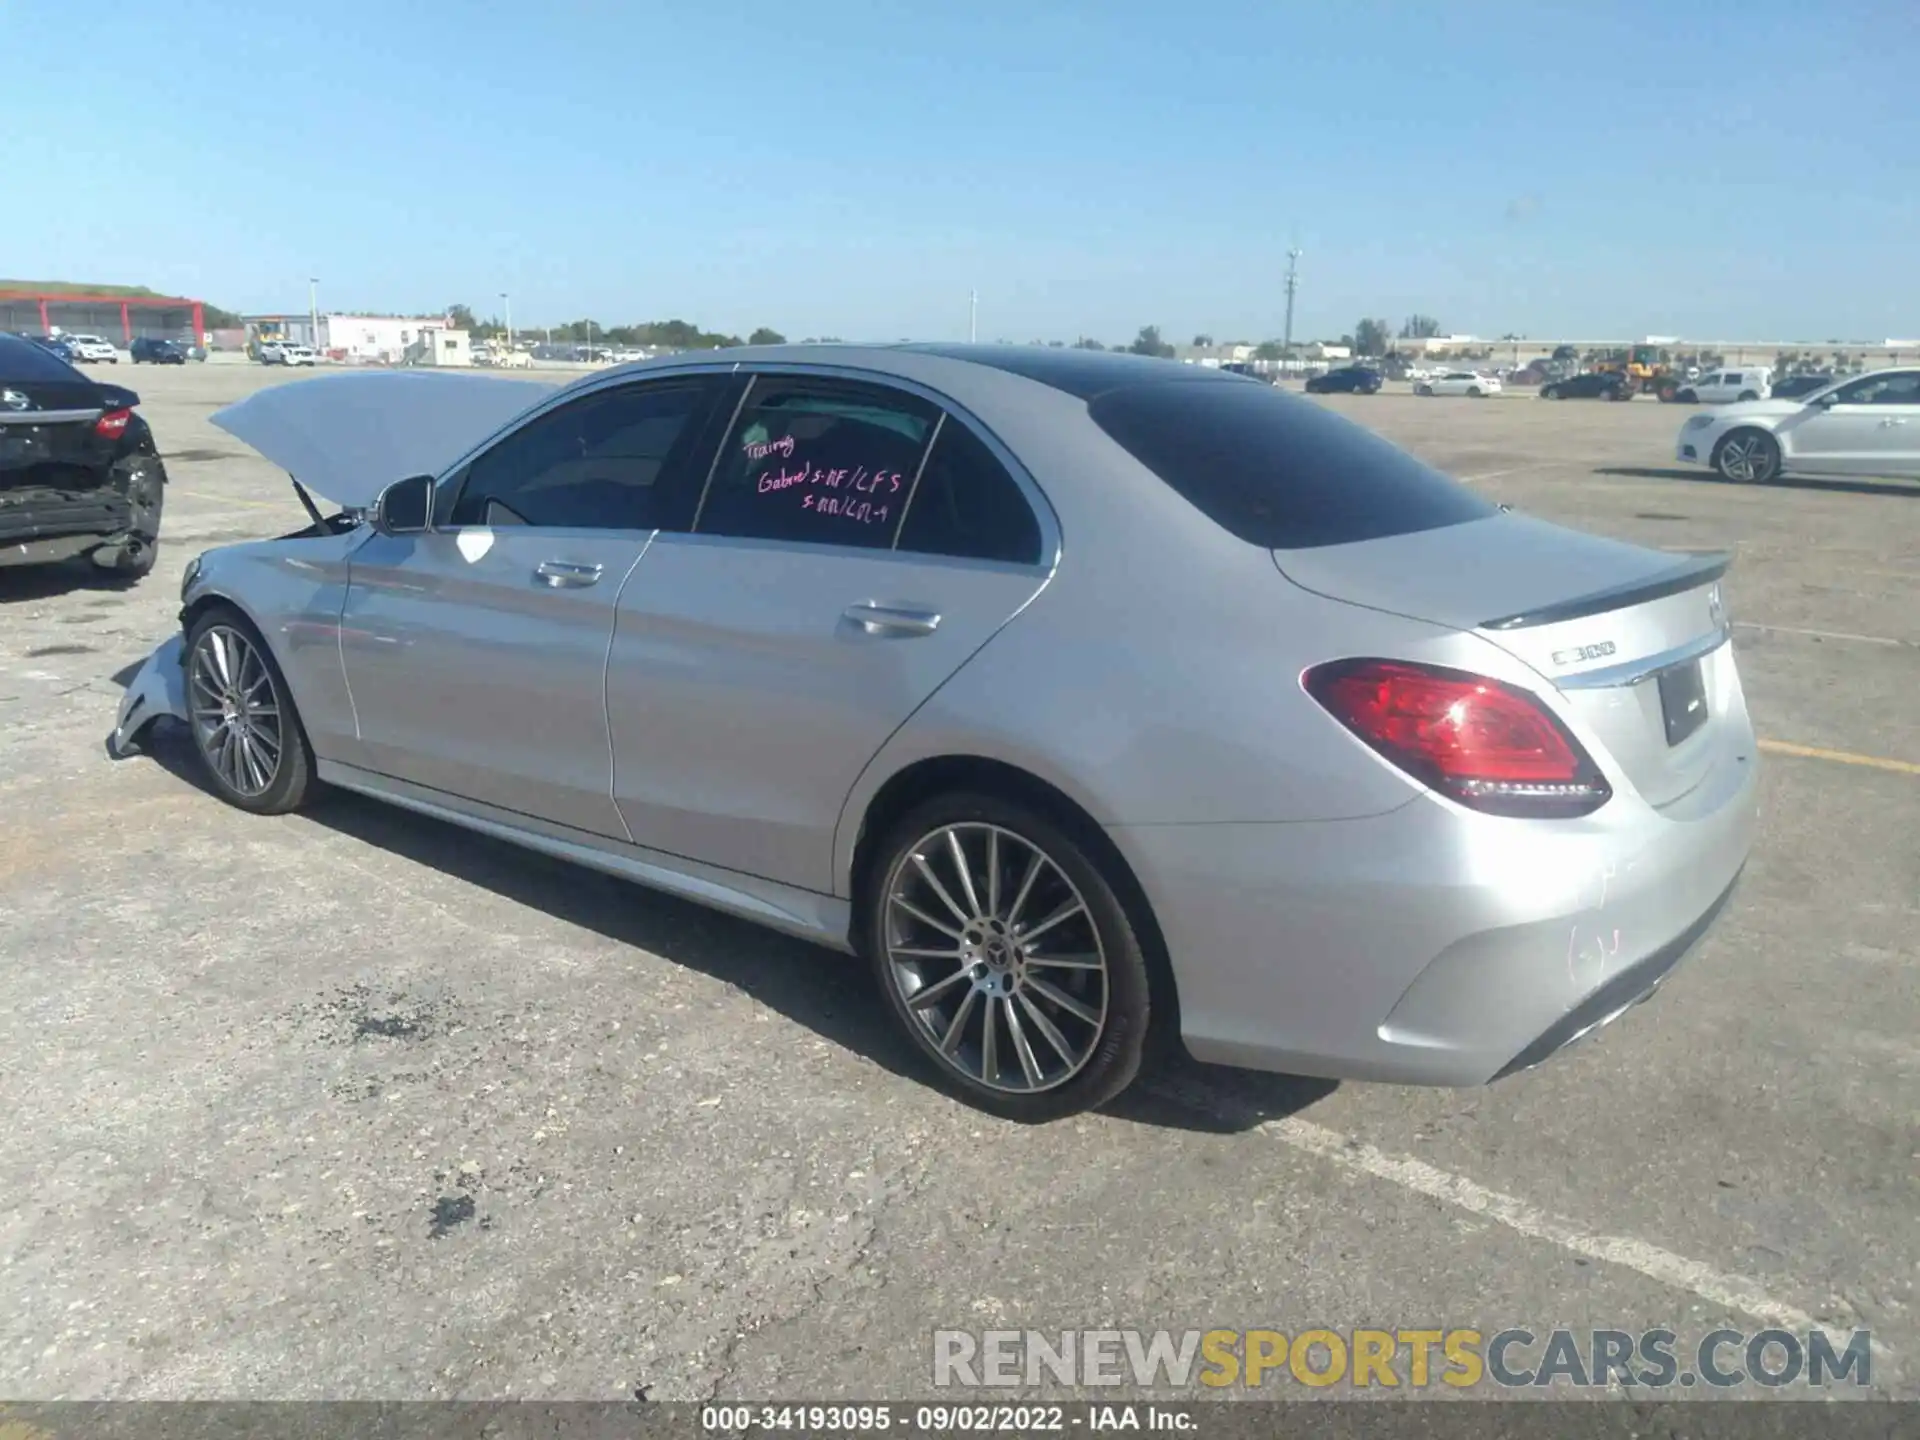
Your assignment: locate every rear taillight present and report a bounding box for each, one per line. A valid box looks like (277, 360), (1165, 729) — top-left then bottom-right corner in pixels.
(1303, 658), (1611, 818)
(95, 408), (132, 439)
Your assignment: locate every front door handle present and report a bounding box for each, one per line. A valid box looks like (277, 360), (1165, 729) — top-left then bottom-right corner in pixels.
(842, 602), (941, 637)
(535, 560), (604, 588)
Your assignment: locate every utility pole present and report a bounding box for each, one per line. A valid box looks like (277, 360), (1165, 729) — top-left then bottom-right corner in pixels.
(308, 277), (319, 352)
(500, 292), (512, 350)
(969, 290), (978, 343)
(1281, 249), (1301, 361)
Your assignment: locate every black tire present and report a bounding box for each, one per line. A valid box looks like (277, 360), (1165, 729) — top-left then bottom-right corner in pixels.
(1415, 383), (1433, 396)
(862, 791), (1154, 1122)
(1677, 389), (1697, 404)
(1711, 427), (1782, 484)
(1468, 386), (1483, 397)
(1737, 390), (1759, 402)
(184, 605), (317, 815)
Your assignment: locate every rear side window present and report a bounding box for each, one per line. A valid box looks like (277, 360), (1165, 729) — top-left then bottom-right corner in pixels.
(1088, 380), (1496, 549)
(895, 418), (1044, 565)
(695, 378), (935, 549)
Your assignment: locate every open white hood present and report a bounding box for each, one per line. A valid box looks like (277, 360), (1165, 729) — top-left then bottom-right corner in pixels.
(210, 371), (555, 511)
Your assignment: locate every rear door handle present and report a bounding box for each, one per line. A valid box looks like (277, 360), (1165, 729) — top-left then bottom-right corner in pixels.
(842, 602), (941, 637)
(534, 560), (604, 588)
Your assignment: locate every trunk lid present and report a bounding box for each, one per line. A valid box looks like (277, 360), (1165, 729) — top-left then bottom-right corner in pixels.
(0, 379), (108, 491)
(1275, 513), (1733, 809)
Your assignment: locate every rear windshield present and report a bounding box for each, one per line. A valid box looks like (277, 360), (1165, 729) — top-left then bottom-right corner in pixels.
(1087, 380), (1497, 549)
(1, 337), (88, 385)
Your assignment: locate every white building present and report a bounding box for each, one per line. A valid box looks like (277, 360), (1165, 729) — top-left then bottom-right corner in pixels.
(319, 314), (455, 364)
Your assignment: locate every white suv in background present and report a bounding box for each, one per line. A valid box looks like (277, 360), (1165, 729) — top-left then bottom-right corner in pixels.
(66, 335), (120, 364)
(1675, 368), (1771, 404)
(1675, 367), (1920, 482)
(279, 346), (318, 367)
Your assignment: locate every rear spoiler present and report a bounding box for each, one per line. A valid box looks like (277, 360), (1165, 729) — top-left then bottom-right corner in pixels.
(1481, 550), (1731, 631)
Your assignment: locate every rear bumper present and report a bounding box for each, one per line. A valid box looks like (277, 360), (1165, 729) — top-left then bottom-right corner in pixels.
(0, 493), (134, 566)
(1112, 719), (1758, 1087)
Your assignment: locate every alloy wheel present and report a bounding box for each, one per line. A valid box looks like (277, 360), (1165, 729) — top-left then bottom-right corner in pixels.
(881, 823), (1109, 1094)
(188, 624), (283, 797)
(1716, 432), (1777, 483)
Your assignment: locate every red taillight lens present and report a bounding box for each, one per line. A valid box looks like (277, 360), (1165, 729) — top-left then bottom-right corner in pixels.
(1303, 658), (1611, 817)
(95, 407), (132, 439)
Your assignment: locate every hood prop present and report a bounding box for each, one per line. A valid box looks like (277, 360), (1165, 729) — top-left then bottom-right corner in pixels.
(289, 475), (328, 528)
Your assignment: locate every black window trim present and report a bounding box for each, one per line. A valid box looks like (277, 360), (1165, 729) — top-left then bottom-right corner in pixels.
(429, 370), (731, 535)
(678, 362), (1060, 573)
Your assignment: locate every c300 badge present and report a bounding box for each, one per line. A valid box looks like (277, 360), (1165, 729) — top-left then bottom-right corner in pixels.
(1551, 640), (1617, 667)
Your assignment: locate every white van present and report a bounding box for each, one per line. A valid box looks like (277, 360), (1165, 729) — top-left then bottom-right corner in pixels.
(1678, 368), (1772, 404)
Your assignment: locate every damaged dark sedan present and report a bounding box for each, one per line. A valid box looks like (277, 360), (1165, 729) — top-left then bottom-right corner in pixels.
(0, 331), (167, 579)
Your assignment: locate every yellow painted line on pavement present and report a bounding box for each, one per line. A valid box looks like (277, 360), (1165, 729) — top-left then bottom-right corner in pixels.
(1759, 739), (1920, 776)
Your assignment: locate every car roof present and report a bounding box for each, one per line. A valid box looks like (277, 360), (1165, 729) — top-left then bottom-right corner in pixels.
(584, 342), (1261, 405)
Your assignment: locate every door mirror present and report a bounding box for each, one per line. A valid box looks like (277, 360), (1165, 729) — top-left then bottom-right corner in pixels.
(372, 474), (433, 534)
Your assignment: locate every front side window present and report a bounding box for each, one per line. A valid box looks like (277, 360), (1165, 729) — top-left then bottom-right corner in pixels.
(1834, 371), (1920, 405)
(442, 380), (710, 529)
(695, 377), (936, 549)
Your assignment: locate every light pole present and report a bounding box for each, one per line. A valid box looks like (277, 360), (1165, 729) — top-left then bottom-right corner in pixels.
(1281, 249), (1301, 365)
(969, 289), (977, 343)
(500, 292), (512, 350)
(308, 277), (319, 352)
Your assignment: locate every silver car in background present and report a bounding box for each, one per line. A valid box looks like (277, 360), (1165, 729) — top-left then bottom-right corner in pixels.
(111, 346), (1757, 1121)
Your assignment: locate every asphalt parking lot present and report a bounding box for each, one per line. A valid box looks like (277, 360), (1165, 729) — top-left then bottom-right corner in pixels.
(2, 364), (1915, 1401)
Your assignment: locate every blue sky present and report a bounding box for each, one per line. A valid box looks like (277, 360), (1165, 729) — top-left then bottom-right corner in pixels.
(7, 1), (1916, 343)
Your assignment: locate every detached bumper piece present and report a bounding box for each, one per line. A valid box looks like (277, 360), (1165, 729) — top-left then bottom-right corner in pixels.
(1491, 866), (1744, 1081)
(107, 633), (188, 760)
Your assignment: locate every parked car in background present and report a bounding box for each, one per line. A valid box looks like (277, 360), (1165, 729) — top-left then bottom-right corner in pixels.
(495, 349), (533, 369)
(1416, 370), (1501, 398)
(1676, 367), (1920, 483)
(1540, 371), (1632, 401)
(1305, 366), (1383, 395)
(131, 338), (189, 365)
(66, 335), (120, 364)
(27, 335), (78, 362)
(256, 342), (286, 364)
(111, 346), (1754, 1120)
(279, 346), (318, 367)
(0, 332), (167, 578)
(1770, 373), (1834, 401)
(1671, 368), (1771, 405)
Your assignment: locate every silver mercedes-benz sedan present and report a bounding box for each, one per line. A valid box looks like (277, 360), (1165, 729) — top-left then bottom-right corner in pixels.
(111, 345), (1757, 1121)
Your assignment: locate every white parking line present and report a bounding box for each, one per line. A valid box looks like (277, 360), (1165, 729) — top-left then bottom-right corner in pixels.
(1149, 1078), (1861, 1341)
(1733, 621), (1911, 648)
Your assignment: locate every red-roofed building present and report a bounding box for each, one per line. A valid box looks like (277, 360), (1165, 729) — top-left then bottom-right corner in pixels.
(0, 288), (205, 345)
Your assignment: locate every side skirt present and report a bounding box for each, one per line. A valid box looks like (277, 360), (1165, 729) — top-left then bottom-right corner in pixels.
(316, 759), (856, 953)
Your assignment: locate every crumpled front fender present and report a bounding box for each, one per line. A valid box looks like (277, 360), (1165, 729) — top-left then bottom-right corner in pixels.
(107, 633), (187, 759)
